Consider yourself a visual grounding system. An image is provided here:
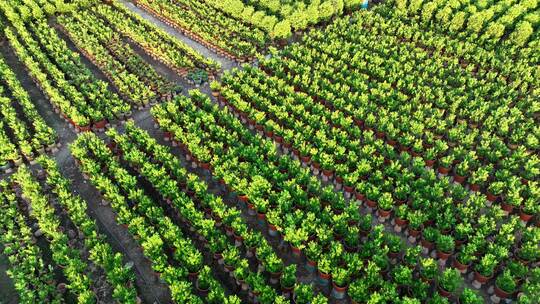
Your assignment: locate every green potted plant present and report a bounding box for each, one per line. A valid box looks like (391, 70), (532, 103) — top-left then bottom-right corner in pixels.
(293, 283), (314, 304)
(421, 227), (439, 252)
(495, 270), (517, 299)
(280, 264), (296, 294)
(331, 267), (349, 299)
(453, 243), (477, 273)
(438, 268), (462, 298)
(377, 192), (393, 219)
(473, 253), (497, 284)
(420, 257), (438, 283)
(436, 234), (455, 261)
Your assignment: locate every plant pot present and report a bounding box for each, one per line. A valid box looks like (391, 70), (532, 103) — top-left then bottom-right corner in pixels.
(519, 208), (533, 222)
(469, 183), (480, 192)
(500, 202), (514, 213)
(494, 284), (513, 299)
(436, 250), (452, 261)
(425, 159), (435, 167)
(395, 217), (408, 227)
(93, 119), (107, 129)
(438, 166), (451, 175)
(332, 282), (348, 299)
(306, 259), (317, 273)
(473, 271), (492, 284)
(437, 285), (452, 298)
(268, 224), (279, 237)
(318, 270), (331, 286)
(453, 173), (466, 184)
(365, 199), (377, 208)
(377, 208), (392, 218)
(486, 192), (498, 202)
(452, 256), (469, 272)
(408, 227), (421, 238)
(291, 245), (301, 256)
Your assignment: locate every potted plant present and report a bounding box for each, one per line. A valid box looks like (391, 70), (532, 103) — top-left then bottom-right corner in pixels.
(420, 257), (438, 283)
(520, 197), (539, 223)
(453, 243), (477, 273)
(280, 265), (296, 293)
(435, 234), (455, 261)
(377, 192), (393, 220)
(196, 266), (211, 294)
(331, 267), (349, 299)
(495, 270), (516, 299)
(473, 253), (497, 284)
(293, 283), (314, 304)
(394, 204), (409, 231)
(386, 234), (403, 259)
(317, 256), (332, 285)
(304, 241), (321, 272)
(438, 268), (461, 298)
(233, 260), (249, 290)
(487, 181), (505, 203)
(421, 227), (439, 252)
(438, 154), (454, 175)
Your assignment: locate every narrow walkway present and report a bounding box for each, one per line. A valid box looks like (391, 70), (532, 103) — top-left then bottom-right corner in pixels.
(118, 0), (237, 71)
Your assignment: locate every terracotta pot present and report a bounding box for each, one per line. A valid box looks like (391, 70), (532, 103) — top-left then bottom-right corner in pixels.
(365, 199), (377, 208)
(469, 183), (480, 192)
(344, 185), (354, 194)
(238, 195), (249, 203)
(291, 246), (301, 256)
(473, 271), (492, 284)
(494, 284), (512, 299)
(425, 159), (435, 167)
(452, 256), (469, 272)
(453, 173), (466, 184)
(438, 285), (452, 298)
(322, 169), (333, 177)
(300, 155), (311, 164)
(519, 208), (533, 222)
(93, 119), (107, 129)
(501, 202), (514, 213)
(486, 192), (498, 202)
(200, 162), (211, 170)
(438, 166), (451, 174)
(395, 217), (408, 227)
(318, 270), (331, 280)
(378, 208), (392, 218)
(355, 191), (365, 201)
(436, 250), (452, 260)
(408, 227), (421, 237)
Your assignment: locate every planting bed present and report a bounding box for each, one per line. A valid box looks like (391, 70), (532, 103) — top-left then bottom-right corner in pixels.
(0, 0), (539, 303)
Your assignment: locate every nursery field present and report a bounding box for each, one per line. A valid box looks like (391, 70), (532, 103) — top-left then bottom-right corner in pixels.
(0, 0), (538, 303)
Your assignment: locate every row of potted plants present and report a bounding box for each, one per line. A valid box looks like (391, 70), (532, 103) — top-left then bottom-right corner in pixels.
(0, 54), (57, 159)
(36, 156), (140, 303)
(4, 23), (92, 130)
(94, 1), (221, 74)
(28, 20), (129, 128)
(58, 13), (157, 108)
(71, 132), (238, 303)
(12, 165), (96, 303)
(0, 179), (62, 304)
(133, 0), (264, 60)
